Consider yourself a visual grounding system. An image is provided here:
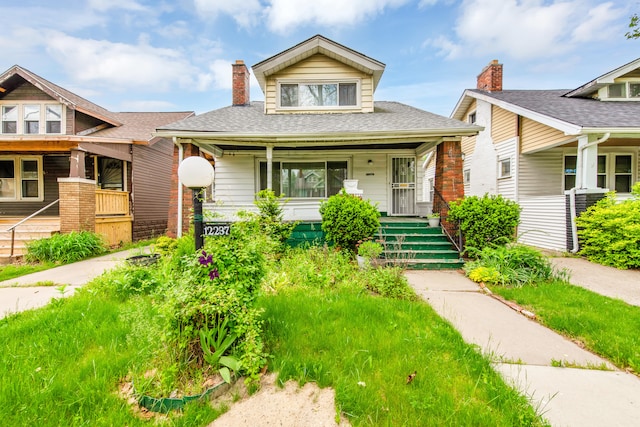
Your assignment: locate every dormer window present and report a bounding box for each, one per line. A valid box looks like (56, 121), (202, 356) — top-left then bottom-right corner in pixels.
(602, 82), (640, 100)
(0, 103), (63, 134)
(278, 81), (359, 109)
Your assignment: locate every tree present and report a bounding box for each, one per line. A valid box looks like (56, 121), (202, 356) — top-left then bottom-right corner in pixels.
(626, 14), (640, 39)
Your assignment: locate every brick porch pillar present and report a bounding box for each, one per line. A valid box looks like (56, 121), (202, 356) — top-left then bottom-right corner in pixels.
(434, 139), (464, 214)
(167, 143), (200, 238)
(57, 177), (96, 233)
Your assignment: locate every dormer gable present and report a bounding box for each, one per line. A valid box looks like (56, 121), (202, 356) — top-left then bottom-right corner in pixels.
(564, 57), (640, 101)
(252, 35), (385, 114)
(0, 65), (121, 137)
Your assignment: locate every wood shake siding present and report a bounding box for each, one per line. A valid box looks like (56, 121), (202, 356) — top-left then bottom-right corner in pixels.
(131, 139), (173, 239)
(265, 54), (374, 114)
(491, 106), (517, 143)
(1, 82), (55, 101)
(520, 117), (566, 153)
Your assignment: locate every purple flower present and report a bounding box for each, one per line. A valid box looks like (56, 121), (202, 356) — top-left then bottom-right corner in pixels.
(198, 251), (213, 266)
(209, 268), (219, 280)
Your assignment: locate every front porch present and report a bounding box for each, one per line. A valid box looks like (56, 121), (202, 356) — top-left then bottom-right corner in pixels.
(287, 217), (463, 270)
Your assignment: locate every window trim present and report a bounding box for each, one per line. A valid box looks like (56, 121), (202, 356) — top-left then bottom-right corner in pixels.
(498, 158), (511, 179)
(0, 102), (64, 135)
(276, 79), (361, 110)
(601, 81), (640, 101)
(463, 168), (471, 184)
(257, 158), (350, 199)
(0, 155), (44, 201)
(468, 111), (477, 124)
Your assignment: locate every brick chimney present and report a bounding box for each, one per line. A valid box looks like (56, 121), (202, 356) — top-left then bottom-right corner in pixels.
(477, 59), (502, 91)
(232, 60), (250, 106)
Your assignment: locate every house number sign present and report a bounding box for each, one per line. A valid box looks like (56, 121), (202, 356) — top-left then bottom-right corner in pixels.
(203, 223), (231, 236)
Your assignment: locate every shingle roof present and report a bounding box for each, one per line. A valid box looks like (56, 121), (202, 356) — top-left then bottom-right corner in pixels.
(91, 111), (194, 141)
(158, 101), (478, 134)
(469, 89), (640, 128)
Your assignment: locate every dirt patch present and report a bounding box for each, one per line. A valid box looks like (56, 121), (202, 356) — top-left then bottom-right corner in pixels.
(208, 373), (351, 427)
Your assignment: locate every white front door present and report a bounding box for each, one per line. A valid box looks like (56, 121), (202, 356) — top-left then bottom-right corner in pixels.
(390, 156), (416, 215)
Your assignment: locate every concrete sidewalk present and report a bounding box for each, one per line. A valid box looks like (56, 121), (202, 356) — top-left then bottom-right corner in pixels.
(0, 248), (145, 319)
(406, 267), (640, 427)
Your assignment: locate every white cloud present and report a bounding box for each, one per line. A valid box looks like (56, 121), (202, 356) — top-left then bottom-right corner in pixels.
(44, 31), (199, 92)
(429, 0), (627, 60)
(88, 0), (146, 12)
(265, 0), (409, 33)
(193, 0), (263, 28)
(572, 2), (624, 42)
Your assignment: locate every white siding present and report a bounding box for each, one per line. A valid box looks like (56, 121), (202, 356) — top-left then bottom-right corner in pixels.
(352, 153), (388, 213)
(468, 99), (497, 196)
(518, 149), (564, 197)
(518, 195), (567, 251)
(214, 154), (256, 204)
(496, 138), (517, 200)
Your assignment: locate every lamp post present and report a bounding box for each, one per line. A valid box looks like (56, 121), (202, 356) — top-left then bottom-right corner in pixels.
(178, 156), (214, 251)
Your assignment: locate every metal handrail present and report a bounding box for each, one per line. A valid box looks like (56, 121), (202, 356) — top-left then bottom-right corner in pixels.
(6, 199), (59, 257)
(432, 188), (464, 254)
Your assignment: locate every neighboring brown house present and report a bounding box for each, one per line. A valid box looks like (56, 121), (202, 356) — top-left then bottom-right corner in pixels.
(0, 65), (193, 257)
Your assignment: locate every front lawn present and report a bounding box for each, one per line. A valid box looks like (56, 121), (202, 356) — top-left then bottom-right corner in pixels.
(0, 242), (549, 426)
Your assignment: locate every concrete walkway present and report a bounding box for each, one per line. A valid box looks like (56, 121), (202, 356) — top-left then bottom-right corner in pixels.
(0, 248), (146, 319)
(406, 262), (640, 427)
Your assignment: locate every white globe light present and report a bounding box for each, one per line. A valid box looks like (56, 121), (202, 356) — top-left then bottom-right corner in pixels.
(178, 156), (214, 188)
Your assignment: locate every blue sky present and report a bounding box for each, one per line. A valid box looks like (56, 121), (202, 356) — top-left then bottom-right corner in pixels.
(0, 0), (636, 117)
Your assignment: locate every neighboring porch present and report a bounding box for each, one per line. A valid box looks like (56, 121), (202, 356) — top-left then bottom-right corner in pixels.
(0, 188), (132, 260)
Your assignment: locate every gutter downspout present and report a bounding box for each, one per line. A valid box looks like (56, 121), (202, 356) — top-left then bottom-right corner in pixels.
(174, 137), (184, 238)
(570, 132), (610, 253)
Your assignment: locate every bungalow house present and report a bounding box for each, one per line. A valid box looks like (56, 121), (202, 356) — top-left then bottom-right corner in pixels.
(156, 35), (481, 258)
(446, 59), (640, 252)
(0, 65), (193, 258)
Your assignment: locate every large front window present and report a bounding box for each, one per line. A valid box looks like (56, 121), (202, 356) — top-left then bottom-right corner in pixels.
(279, 82), (358, 108)
(260, 160), (348, 198)
(0, 103), (63, 134)
(0, 156), (43, 201)
(564, 154), (634, 192)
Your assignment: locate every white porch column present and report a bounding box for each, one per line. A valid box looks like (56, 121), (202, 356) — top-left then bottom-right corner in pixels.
(266, 145), (273, 190)
(577, 135), (599, 189)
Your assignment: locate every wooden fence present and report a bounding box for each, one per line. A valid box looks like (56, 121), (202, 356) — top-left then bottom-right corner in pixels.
(95, 189), (132, 246)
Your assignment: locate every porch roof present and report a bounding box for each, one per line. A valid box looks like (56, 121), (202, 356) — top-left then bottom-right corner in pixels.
(155, 101), (481, 150)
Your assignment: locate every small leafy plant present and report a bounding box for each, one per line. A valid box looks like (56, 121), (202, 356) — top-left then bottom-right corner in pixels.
(319, 190), (380, 253)
(199, 316), (242, 383)
(464, 244), (567, 287)
(357, 241), (383, 260)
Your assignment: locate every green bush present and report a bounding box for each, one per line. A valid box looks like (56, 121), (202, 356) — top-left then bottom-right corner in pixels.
(25, 231), (106, 264)
(576, 183), (640, 269)
(254, 189), (298, 252)
(464, 244), (567, 287)
(89, 264), (162, 299)
(319, 190), (380, 253)
(448, 194), (520, 254)
(360, 266), (417, 300)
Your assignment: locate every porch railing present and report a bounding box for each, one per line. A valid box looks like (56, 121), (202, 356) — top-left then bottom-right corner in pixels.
(96, 190), (129, 216)
(5, 199), (60, 257)
(433, 187), (464, 254)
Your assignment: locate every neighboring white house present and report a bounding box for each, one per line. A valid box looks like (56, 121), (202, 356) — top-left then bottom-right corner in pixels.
(444, 59), (640, 252)
(156, 35), (480, 237)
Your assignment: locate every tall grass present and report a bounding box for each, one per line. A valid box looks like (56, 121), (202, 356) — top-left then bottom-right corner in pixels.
(491, 280), (640, 373)
(261, 290), (546, 426)
(25, 231), (107, 264)
(0, 290), (222, 426)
